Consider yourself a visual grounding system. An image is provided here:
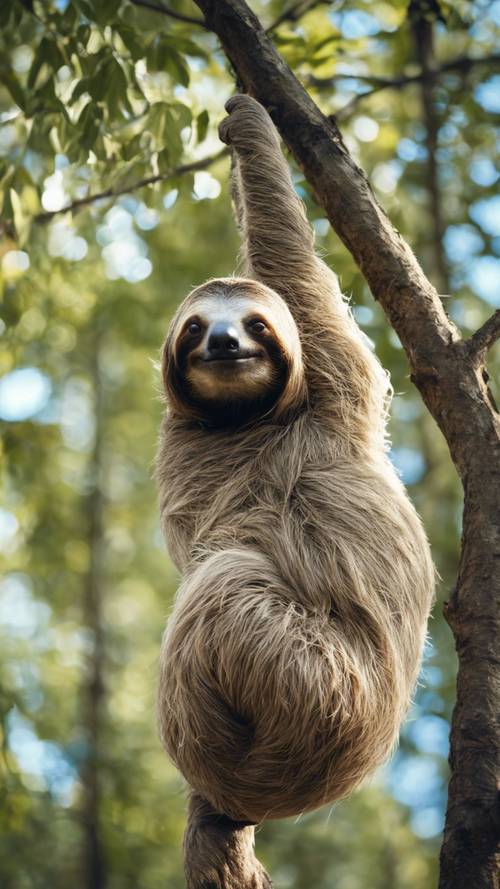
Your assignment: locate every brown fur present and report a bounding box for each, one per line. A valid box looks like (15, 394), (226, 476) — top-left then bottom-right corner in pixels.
(156, 96), (434, 823)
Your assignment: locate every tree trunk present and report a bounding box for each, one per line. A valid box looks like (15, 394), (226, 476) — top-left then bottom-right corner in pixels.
(409, 0), (450, 294)
(81, 328), (107, 889)
(185, 3), (500, 886)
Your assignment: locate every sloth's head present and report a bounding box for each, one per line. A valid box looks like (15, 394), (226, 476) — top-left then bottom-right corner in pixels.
(162, 278), (306, 426)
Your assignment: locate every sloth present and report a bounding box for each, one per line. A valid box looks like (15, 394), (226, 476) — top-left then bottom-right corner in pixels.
(156, 95), (434, 824)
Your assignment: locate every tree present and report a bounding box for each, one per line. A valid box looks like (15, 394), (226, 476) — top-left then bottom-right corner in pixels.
(0, 2), (498, 888)
(188, 3), (500, 886)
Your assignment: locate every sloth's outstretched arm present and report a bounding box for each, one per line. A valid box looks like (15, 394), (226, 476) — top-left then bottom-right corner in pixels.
(220, 96), (390, 442)
(229, 150), (246, 241)
(220, 95), (333, 322)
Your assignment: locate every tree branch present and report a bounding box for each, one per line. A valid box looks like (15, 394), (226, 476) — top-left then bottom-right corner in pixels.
(34, 149), (228, 222)
(310, 52), (500, 94)
(129, 0), (210, 29)
(467, 310), (500, 362)
(184, 794), (271, 889)
(410, 0), (449, 293)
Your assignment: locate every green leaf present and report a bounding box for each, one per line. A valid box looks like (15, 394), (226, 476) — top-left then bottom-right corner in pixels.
(75, 0), (122, 24)
(0, 165), (15, 215)
(104, 57), (129, 117)
(30, 77), (67, 117)
(75, 24), (91, 47)
(64, 135), (88, 165)
(163, 51), (190, 88)
(84, 54), (128, 116)
(70, 78), (91, 104)
(28, 38), (66, 90)
(196, 110), (209, 143)
(147, 102), (169, 145)
(147, 103), (184, 164)
(51, 118), (80, 160)
(77, 102), (102, 150)
(121, 134), (143, 161)
(148, 33), (207, 60)
(115, 24), (146, 61)
(87, 68), (108, 102)
(147, 37), (190, 86)
(169, 36), (207, 60)
(157, 148), (172, 175)
(10, 188), (31, 246)
(73, 0), (96, 22)
(172, 102), (191, 130)
(1, 71), (26, 111)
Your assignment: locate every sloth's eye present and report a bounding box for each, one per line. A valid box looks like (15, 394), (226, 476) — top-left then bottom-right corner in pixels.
(250, 320), (266, 334)
(187, 322), (202, 335)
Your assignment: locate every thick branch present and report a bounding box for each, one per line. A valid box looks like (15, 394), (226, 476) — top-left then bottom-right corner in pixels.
(129, 0), (210, 29)
(467, 310), (500, 362)
(34, 150), (227, 222)
(184, 794), (272, 889)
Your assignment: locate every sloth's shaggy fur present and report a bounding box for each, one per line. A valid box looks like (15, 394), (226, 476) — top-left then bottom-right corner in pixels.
(156, 96), (435, 823)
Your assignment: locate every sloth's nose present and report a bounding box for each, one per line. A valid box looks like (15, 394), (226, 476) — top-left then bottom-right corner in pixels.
(207, 322), (239, 356)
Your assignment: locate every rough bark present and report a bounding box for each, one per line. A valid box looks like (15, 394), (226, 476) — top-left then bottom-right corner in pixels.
(183, 3), (500, 887)
(184, 794), (272, 889)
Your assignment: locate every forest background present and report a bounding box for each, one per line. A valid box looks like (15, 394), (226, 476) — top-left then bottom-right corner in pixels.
(0, 1), (499, 887)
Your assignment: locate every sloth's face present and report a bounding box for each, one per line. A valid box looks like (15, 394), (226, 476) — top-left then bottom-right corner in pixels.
(163, 279), (306, 426)
(181, 294), (282, 401)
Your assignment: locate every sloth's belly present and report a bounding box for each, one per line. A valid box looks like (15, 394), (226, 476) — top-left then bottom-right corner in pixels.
(164, 453), (423, 614)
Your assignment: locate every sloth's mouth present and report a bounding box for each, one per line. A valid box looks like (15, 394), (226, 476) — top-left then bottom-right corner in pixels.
(199, 351), (262, 365)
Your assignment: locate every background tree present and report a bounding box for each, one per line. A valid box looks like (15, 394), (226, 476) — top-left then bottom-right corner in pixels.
(0, 1), (498, 888)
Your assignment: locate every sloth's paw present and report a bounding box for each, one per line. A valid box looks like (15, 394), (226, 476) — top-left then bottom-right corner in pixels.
(219, 94), (277, 148)
(224, 94), (262, 114)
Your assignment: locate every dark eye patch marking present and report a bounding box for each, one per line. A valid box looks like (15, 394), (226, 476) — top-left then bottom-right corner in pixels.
(183, 316), (205, 337)
(246, 316), (269, 335)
